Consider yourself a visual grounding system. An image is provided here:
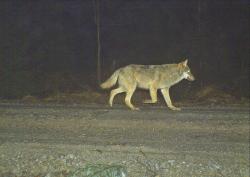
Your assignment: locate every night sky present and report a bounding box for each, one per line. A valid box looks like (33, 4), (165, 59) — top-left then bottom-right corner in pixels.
(0, 0), (249, 98)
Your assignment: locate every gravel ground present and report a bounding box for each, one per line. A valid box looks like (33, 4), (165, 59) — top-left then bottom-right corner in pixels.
(0, 103), (249, 177)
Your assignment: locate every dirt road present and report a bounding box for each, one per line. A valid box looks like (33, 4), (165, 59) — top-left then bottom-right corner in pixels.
(0, 103), (249, 176)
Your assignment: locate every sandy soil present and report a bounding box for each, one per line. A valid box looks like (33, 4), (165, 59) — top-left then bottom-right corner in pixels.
(0, 103), (249, 177)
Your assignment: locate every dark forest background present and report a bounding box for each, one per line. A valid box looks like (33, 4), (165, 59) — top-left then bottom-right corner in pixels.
(0, 0), (249, 102)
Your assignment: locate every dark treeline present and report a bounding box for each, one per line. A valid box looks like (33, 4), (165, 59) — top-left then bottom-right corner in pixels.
(0, 0), (249, 99)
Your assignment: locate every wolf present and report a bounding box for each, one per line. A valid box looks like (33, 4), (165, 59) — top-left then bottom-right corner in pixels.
(100, 59), (195, 110)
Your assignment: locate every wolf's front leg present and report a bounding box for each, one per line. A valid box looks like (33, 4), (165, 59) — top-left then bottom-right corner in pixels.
(143, 86), (157, 104)
(160, 88), (181, 111)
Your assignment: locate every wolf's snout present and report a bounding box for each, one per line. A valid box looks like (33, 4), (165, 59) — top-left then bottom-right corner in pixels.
(188, 74), (195, 81)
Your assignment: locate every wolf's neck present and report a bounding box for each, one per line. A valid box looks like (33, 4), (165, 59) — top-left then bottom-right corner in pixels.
(168, 69), (184, 85)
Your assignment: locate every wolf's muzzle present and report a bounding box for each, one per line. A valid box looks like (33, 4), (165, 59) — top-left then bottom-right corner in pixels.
(187, 74), (195, 81)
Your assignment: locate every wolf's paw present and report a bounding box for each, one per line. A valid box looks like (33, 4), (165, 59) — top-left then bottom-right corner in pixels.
(169, 106), (181, 111)
(131, 107), (140, 111)
(143, 99), (157, 104)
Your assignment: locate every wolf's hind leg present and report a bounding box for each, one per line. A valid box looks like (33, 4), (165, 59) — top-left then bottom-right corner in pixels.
(109, 87), (124, 107)
(161, 88), (181, 111)
(124, 86), (139, 110)
(144, 86), (157, 104)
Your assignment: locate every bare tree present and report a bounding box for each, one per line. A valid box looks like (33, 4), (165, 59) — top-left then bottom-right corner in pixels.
(93, 0), (101, 84)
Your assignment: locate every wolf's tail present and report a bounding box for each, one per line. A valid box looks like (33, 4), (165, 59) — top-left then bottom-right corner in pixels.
(100, 69), (120, 89)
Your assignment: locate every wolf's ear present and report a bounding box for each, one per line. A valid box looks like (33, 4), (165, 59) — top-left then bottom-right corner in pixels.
(183, 59), (188, 66)
(178, 59), (188, 67)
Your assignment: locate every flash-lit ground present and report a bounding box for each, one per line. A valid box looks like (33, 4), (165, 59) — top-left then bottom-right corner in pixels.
(0, 103), (249, 176)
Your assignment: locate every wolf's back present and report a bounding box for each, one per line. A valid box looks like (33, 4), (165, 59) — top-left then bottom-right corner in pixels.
(100, 69), (120, 89)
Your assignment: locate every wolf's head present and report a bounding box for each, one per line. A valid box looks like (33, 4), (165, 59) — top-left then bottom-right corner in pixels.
(178, 59), (195, 81)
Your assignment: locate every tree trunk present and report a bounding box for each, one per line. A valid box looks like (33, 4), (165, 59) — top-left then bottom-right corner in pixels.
(93, 0), (101, 85)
